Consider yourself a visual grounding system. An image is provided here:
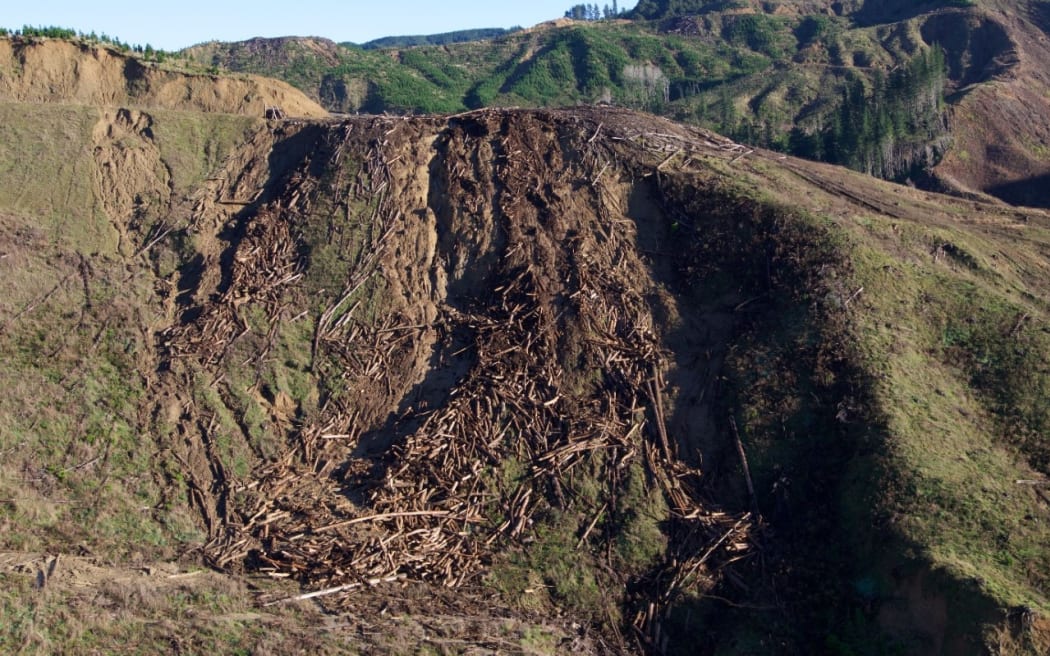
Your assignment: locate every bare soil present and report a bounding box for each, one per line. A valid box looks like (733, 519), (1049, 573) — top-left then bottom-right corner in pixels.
(929, 1), (1050, 207)
(0, 37), (328, 118)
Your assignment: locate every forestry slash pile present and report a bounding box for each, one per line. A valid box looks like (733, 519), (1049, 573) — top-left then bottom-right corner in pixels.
(149, 106), (837, 652)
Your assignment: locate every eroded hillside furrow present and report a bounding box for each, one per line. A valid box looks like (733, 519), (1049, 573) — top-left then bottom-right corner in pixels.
(91, 108), (172, 255)
(153, 121), (334, 538)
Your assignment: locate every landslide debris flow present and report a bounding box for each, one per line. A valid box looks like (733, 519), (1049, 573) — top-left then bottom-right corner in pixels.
(6, 95), (1050, 652)
(151, 107), (837, 650)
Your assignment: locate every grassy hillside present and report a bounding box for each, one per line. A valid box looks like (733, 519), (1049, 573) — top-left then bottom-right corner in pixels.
(723, 150), (1050, 653)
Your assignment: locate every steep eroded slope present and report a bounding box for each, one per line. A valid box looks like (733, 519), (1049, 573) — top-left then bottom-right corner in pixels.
(0, 36), (328, 117)
(2, 101), (1050, 653)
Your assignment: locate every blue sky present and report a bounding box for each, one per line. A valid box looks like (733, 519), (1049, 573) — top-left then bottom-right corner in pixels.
(5, 1), (639, 50)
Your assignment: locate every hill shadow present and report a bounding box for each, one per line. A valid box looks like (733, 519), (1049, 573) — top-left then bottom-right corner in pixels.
(852, 0), (965, 27)
(920, 12), (1016, 86)
(1031, 1), (1050, 36)
(988, 173), (1050, 209)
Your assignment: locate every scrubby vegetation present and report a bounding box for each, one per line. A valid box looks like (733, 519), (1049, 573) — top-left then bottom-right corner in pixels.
(630, 0), (733, 20)
(356, 27), (522, 49)
(785, 48), (949, 179)
(184, 7), (967, 186)
(4, 24), (179, 63)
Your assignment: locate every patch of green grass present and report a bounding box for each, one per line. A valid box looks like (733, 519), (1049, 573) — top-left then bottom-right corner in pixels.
(487, 451), (626, 626)
(265, 316), (320, 411)
(721, 14), (795, 59)
(644, 165), (1050, 648)
(190, 370), (259, 480)
(519, 625), (560, 654)
(723, 178), (1050, 650)
(0, 236), (171, 557)
(149, 109), (258, 196)
(613, 460), (668, 570)
(0, 103), (113, 252)
(0, 568), (349, 655)
(850, 237), (1050, 612)
(494, 508), (605, 615)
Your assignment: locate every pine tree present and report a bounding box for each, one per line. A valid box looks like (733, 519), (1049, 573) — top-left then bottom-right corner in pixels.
(565, 4), (588, 19)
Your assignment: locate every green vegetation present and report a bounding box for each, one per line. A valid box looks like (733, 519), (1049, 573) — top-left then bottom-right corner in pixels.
(630, 0), (736, 20)
(794, 15), (833, 46)
(564, 2), (627, 20)
(189, 21), (782, 115)
(5, 24), (181, 62)
(9, 0), (1011, 190)
(840, 226), (1050, 640)
(488, 452), (668, 633)
(148, 110), (258, 196)
(721, 13), (794, 59)
(706, 152), (1050, 651)
(186, 6), (966, 184)
(0, 103), (259, 557)
(356, 27), (522, 50)
(0, 104), (111, 251)
(787, 48), (949, 179)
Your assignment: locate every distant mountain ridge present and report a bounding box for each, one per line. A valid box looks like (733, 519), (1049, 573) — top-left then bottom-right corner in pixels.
(179, 1), (1050, 209)
(352, 26), (523, 50)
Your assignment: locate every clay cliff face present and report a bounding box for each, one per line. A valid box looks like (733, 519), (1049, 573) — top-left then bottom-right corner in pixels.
(0, 37), (329, 117)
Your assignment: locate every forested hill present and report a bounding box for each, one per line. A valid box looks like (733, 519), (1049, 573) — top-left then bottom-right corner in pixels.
(354, 27), (522, 50)
(181, 0), (1050, 209)
(628, 0), (975, 22)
